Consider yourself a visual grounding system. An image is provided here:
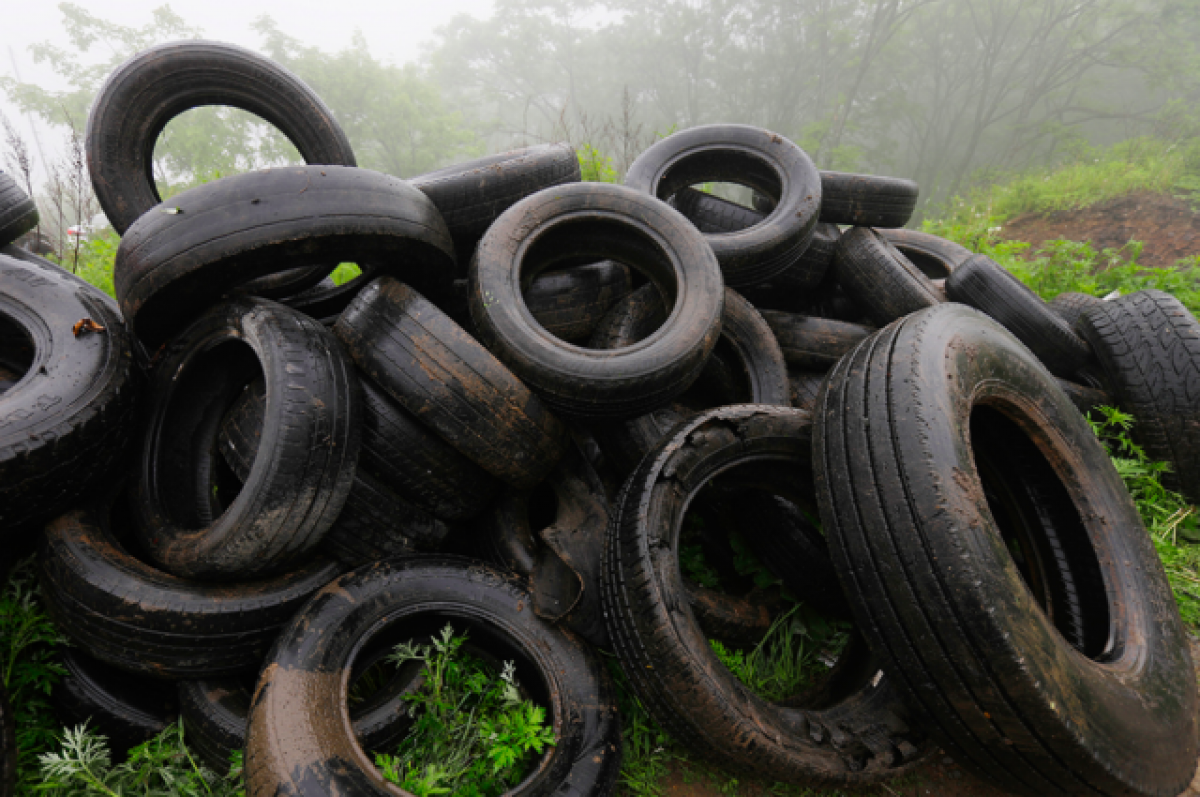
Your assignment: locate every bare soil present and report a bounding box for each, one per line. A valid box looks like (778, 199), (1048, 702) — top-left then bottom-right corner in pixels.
(999, 191), (1200, 266)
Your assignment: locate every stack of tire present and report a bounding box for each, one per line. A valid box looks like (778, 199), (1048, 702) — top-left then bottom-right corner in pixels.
(0, 39), (1195, 797)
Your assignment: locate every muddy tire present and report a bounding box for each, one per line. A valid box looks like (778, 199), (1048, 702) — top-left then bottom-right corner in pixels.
(946, 254), (1092, 377)
(336, 277), (568, 490)
(624, 125), (821, 287)
(814, 303), (1198, 796)
(86, 41), (356, 236)
(132, 298), (360, 580)
(832, 227), (943, 325)
(1078, 290), (1200, 504)
(524, 262), (633, 343)
(0, 255), (138, 533)
(246, 556), (622, 797)
(603, 404), (930, 784)
(0, 171), (38, 247)
(1049, 291), (1104, 330)
(469, 182), (724, 419)
(761, 311), (874, 371)
(53, 650), (178, 758)
(40, 508), (340, 679)
(114, 165), (456, 348)
(877, 229), (971, 279)
(819, 172), (918, 228)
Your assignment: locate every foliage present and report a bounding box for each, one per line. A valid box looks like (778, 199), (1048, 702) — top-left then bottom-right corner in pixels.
(50, 228), (119, 297)
(373, 625), (555, 797)
(578, 143), (620, 183)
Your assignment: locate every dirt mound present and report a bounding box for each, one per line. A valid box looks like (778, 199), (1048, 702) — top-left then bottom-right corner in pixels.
(1000, 191), (1200, 267)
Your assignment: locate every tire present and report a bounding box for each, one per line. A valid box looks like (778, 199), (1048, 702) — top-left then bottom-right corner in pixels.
(335, 277), (568, 490)
(1078, 290), (1200, 504)
(246, 556), (622, 797)
(469, 182), (724, 419)
(0, 171), (38, 247)
(40, 508), (341, 679)
(877, 229), (971, 279)
(279, 266), (381, 324)
(814, 303), (1197, 796)
(946, 254), (1092, 377)
(523, 262), (633, 343)
(1049, 291), (1103, 330)
(1055, 378), (1112, 416)
(0, 245), (119, 314)
(760, 311), (874, 371)
(819, 172), (918, 228)
(86, 41), (356, 236)
(412, 143), (581, 271)
(603, 404), (931, 784)
(114, 165), (456, 348)
(788, 369), (827, 411)
(831, 227), (943, 326)
(625, 124), (821, 286)
(0, 255), (138, 533)
(53, 650), (179, 758)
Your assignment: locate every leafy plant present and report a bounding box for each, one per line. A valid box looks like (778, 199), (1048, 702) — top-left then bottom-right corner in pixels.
(374, 624), (555, 797)
(578, 143), (620, 184)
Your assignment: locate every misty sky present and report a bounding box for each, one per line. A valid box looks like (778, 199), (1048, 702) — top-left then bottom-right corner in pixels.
(2, 0), (494, 183)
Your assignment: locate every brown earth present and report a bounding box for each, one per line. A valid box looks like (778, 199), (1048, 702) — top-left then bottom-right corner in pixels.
(998, 191), (1200, 266)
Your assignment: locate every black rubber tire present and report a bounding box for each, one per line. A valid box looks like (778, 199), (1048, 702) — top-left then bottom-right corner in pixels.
(53, 649), (179, 758)
(0, 171), (38, 247)
(412, 143), (581, 272)
(760, 311), (874, 371)
(1049, 291), (1104, 330)
(877, 229), (972, 279)
(819, 172), (919, 228)
(1055, 378), (1112, 416)
(336, 277), (568, 490)
(624, 125), (821, 287)
(0, 681), (11, 797)
(278, 266), (381, 324)
(670, 186), (765, 232)
(86, 41), (356, 236)
(603, 404), (930, 784)
(131, 297), (360, 580)
(788, 369), (828, 411)
(0, 245), (119, 314)
(523, 262), (633, 343)
(114, 165), (456, 348)
(1078, 290), (1200, 504)
(814, 303), (1198, 797)
(0, 254), (138, 533)
(469, 182), (724, 419)
(587, 285), (789, 474)
(831, 227), (943, 326)
(40, 508), (340, 679)
(246, 556), (622, 797)
(946, 254), (1092, 377)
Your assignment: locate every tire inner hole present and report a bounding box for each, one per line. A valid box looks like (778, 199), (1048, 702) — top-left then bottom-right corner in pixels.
(0, 314), (34, 396)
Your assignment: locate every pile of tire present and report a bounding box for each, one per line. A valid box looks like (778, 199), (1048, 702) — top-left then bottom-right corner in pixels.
(0, 40), (1196, 797)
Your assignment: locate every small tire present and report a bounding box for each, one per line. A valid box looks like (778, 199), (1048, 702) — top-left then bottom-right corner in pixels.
(246, 556), (622, 797)
(0, 171), (38, 247)
(877, 229), (971, 279)
(819, 172), (918, 228)
(625, 125), (821, 287)
(760, 311), (874, 371)
(1049, 291), (1103, 330)
(831, 227), (943, 326)
(523, 262), (633, 343)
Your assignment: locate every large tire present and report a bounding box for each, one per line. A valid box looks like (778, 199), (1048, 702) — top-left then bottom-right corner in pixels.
(335, 277), (568, 490)
(469, 182), (724, 419)
(40, 508), (340, 679)
(625, 125), (821, 287)
(523, 262), (633, 343)
(114, 165), (456, 348)
(131, 298), (360, 580)
(0, 255), (138, 533)
(246, 557), (622, 797)
(1078, 290), (1200, 504)
(877, 228), (971, 279)
(831, 227), (943, 326)
(86, 41), (356, 235)
(0, 171), (38, 247)
(603, 405), (930, 785)
(946, 253), (1092, 377)
(819, 172), (919, 228)
(814, 303), (1197, 796)
(760, 311), (874, 371)
(412, 143), (581, 271)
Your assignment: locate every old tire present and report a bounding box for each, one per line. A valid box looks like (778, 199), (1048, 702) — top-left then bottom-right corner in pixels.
(524, 262), (633, 344)
(815, 303), (1198, 796)
(246, 556), (622, 797)
(832, 227), (943, 326)
(877, 229), (971, 280)
(819, 172), (918, 228)
(761, 311), (874, 371)
(0, 171), (38, 247)
(1049, 291), (1104, 330)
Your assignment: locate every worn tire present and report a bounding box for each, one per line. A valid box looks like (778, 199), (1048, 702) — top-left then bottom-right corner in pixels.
(115, 165), (456, 348)
(1078, 290), (1200, 504)
(0, 171), (38, 247)
(1055, 378), (1112, 416)
(86, 41), (356, 235)
(524, 262), (633, 343)
(815, 303), (1198, 796)
(1049, 291), (1104, 330)
(336, 277), (568, 490)
(469, 182), (724, 419)
(761, 311), (874, 371)
(41, 508), (340, 679)
(832, 227), (943, 326)
(603, 404), (930, 784)
(877, 229), (971, 280)
(819, 172), (918, 228)
(246, 556), (622, 797)
(0, 255), (138, 533)
(788, 369), (827, 411)
(132, 298), (360, 580)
